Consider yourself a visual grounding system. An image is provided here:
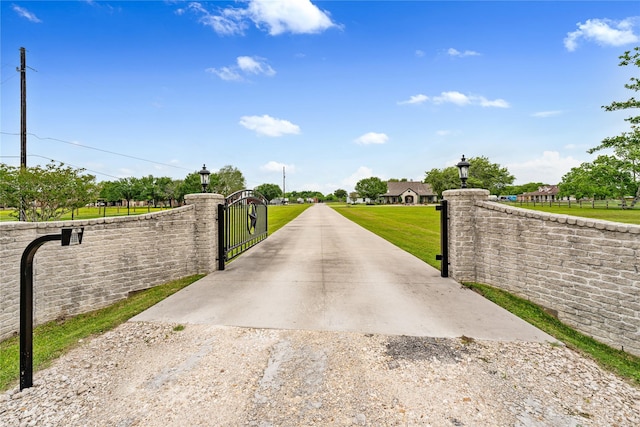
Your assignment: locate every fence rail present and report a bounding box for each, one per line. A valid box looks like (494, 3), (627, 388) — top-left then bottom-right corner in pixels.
(510, 199), (639, 209)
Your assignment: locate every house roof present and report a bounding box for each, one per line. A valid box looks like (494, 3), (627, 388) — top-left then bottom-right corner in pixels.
(383, 181), (435, 196)
(522, 185), (559, 196)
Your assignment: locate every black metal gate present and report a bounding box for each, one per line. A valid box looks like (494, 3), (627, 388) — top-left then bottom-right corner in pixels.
(218, 189), (268, 270)
(435, 200), (449, 277)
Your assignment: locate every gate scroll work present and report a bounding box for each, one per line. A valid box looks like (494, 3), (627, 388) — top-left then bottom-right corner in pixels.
(218, 189), (268, 270)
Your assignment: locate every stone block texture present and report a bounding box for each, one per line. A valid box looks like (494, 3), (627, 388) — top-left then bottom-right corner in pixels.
(0, 194), (223, 341)
(443, 189), (640, 356)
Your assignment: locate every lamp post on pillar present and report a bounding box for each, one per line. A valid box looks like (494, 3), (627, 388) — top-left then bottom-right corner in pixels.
(456, 155), (470, 188)
(199, 164), (211, 193)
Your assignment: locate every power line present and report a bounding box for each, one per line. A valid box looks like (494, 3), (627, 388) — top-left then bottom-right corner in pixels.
(0, 131), (193, 172)
(1, 154), (124, 180)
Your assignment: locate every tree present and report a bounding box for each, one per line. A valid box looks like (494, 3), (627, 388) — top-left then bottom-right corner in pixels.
(334, 189), (347, 201)
(355, 177), (387, 202)
(424, 167), (459, 198)
(559, 155), (635, 200)
(214, 165), (246, 195)
(115, 177), (139, 215)
(586, 47), (640, 207)
(502, 182), (546, 196)
(0, 161), (97, 221)
(179, 172), (202, 199)
(424, 156), (515, 196)
(254, 183), (282, 201)
(466, 156), (515, 194)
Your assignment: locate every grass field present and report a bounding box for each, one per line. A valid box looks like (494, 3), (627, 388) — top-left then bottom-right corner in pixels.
(2, 202), (638, 388)
(331, 204), (441, 270)
(0, 275), (204, 391)
(331, 203), (640, 384)
(0, 204), (312, 391)
(506, 203), (640, 225)
(0, 206), (169, 222)
(267, 204), (312, 234)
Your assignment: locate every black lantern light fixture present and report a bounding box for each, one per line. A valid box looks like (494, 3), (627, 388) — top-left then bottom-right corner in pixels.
(456, 155), (470, 188)
(199, 164), (211, 193)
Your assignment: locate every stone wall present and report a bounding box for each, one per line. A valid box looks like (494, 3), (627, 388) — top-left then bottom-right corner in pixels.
(0, 194), (223, 341)
(443, 189), (640, 356)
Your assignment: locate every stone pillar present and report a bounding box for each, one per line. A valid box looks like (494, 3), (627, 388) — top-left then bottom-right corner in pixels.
(185, 193), (224, 273)
(442, 189), (489, 283)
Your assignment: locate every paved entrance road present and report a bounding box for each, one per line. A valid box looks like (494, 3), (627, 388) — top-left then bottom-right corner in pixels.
(134, 204), (554, 342)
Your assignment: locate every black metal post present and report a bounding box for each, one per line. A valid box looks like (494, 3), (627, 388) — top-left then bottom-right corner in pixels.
(435, 200), (449, 278)
(217, 203), (225, 271)
(20, 234), (61, 390)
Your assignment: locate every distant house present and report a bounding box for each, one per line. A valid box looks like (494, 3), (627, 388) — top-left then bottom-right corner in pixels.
(518, 185), (560, 202)
(381, 181), (437, 205)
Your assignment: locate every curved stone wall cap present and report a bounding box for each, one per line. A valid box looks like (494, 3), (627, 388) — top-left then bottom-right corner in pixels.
(442, 189), (490, 198)
(185, 193), (225, 200)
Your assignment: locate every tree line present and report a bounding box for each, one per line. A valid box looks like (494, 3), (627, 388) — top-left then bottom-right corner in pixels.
(3, 47), (637, 218)
(0, 164), (247, 221)
(0, 161), (352, 221)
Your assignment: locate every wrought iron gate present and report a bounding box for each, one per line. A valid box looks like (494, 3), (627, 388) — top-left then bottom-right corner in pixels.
(218, 189), (268, 270)
(435, 200), (449, 277)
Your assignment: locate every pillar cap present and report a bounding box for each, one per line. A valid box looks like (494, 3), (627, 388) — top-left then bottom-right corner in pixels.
(443, 189), (490, 198)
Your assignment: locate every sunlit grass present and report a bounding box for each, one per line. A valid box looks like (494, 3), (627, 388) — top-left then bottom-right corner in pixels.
(0, 275), (203, 391)
(332, 203), (640, 385)
(332, 204), (441, 269)
(268, 204), (312, 234)
(464, 282), (640, 385)
(506, 202), (640, 225)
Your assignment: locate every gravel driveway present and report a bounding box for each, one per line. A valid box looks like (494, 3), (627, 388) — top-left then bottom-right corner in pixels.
(2, 322), (638, 426)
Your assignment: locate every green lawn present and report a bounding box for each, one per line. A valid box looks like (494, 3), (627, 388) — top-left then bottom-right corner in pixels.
(332, 204), (442, 269)
(0, 203), (312, 391)
(0, 275), (203, 391)
(267, 203), (312, 234)
(0, 206), (169, 222)
(506, 203), (640, 225)
(332, 203), (639, 385)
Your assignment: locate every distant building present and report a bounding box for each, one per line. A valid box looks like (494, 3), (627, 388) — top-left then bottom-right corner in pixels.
(381, 181), (437, 205)
(518, 185), (560, 202)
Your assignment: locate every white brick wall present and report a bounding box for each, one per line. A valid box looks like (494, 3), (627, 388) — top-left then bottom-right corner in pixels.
(0, 194), (223, 341)
(444, 189), (640, 356)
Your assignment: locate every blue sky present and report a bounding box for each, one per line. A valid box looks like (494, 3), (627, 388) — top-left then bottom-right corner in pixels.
(1, 1), (639, 194)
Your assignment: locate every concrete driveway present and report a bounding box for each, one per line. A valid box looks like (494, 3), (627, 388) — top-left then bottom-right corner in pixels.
(133, 204), (555, 342)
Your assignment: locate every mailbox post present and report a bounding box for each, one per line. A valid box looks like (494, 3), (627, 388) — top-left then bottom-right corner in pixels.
(20, 227), (84, 390)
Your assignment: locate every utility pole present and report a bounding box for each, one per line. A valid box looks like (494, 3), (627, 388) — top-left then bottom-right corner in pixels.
(282, 166), (286, 204)
(18, 47), (27, 221)
(19, 47), (27, 168)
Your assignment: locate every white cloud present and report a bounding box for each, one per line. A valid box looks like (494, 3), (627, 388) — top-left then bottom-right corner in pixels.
(436, 130), (461, 137)
(12, 5), (42, 23)
(207, 56), (275, 81)
(564, 17), (639, 51)
(354, 132), (389, 145)
(248, 0), (337, 35)
(478, 97), (510, 108)
(185, 0), (337, 36)
(507, 151), (582, 184)
(206, 66), (242, 81)
(261, 161), (296, 173)
(188, 2), (248, 36)
(398, 94), (428, 105)
(432, 91), (472, 106)
(415, 49), (425, 57)
(430, 91), (509, 108)
(342, 166), (375, 189)
(447, 48), (480, 57)
(531, 110), (563, 118)
(239, 114), (301, 137)
(237, 56), (276, 76)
